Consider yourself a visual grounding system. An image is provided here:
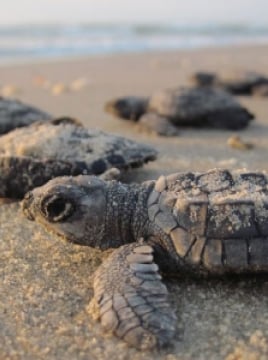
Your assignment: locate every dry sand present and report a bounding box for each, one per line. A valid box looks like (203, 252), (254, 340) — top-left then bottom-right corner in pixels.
(0, 45), (268, 359)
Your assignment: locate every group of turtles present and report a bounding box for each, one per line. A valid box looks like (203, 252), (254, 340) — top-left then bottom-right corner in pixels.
(1, 70), (268, 351)
(1, 70), (258, 199)
(104, 70), (268, 136)
(0, 98), (157, 198)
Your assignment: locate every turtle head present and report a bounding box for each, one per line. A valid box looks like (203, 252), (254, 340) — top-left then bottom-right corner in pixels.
(22, 175), (109, 248)
(105, 96), (148, 121)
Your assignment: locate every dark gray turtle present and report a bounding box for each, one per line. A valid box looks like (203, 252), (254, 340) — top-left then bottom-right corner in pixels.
(22, 168), (268, 350)
(192, 71), (268, 96)
(0, 117), (156, 198)
(0, 97), (52, 134)
(105, 87), (253, 136)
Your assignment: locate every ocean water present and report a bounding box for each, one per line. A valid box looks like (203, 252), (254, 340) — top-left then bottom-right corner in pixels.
(0, 23), (267, 63)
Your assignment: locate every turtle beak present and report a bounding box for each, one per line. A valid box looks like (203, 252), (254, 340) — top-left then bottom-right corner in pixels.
(22, 191), (35, 221)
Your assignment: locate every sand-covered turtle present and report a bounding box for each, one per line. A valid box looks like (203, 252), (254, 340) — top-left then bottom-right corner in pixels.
(192, 71), (268, 96)
(0, 97), (52, 134)
(0, 118), (156, 198)
(22, 168), (268, 350)
(105, 87), (254, 136)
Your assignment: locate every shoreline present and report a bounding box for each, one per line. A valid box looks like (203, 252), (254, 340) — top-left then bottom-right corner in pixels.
(0, 42), (268, 68)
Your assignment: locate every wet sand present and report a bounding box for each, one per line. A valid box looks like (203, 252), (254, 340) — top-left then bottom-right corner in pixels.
(0, 45), (268, 359)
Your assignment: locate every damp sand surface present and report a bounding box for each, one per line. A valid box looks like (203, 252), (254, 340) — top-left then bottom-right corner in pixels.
(0, 45), (268, 359)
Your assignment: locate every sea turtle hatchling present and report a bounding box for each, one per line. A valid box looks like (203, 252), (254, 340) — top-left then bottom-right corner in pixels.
(105, 87), (254, 136)
(0, 117), (156, 198)
(22, 168), (268, 350)
(0, 97), (52, 134)
(192, 70), (268, 96)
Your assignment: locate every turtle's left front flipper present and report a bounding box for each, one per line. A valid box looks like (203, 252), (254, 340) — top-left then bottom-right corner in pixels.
(88, 242), (177, 350)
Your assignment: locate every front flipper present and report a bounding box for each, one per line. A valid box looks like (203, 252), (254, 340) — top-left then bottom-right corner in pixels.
(138, 113), (180, 137)
(99, 167), (121, 181)
(88, 242), (177, 350)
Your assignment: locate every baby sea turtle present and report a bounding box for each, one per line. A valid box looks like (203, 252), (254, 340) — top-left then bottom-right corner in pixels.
(0, 117), (156, 198)
(0, 97), (52, 134)
(192, 71), (268, 96)
(105, 87), (254, 136)
(22, 168), (268, 350)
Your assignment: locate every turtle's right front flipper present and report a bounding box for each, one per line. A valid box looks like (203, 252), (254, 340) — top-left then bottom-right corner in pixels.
(88, 242), (177, 350)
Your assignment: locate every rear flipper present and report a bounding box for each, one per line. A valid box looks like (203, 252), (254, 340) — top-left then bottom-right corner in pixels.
(88, 242), (177, 350)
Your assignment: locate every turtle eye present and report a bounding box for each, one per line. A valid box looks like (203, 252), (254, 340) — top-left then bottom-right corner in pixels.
(41, 195), (75, 222)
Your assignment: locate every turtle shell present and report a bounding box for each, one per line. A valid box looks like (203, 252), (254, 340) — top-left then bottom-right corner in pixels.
(0, 97), (52, 134)
(147, 169), (268, 273)
(148, 87), (254, 129)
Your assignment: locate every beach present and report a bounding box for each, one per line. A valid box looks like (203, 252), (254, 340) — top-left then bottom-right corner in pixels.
(0, 45), (268, 359)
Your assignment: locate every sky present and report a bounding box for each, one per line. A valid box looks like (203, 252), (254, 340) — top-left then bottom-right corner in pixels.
(0, 0), (268, 26)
